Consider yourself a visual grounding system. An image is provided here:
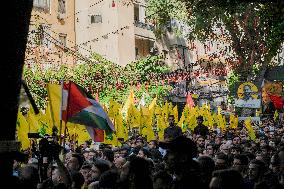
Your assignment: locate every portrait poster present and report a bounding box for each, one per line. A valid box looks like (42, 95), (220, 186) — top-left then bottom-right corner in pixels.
(262, 80), (283, 114)
(234, 82), (261, 108)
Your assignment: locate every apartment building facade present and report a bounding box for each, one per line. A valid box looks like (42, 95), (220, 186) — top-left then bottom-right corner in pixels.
(75, 0), (190, 67)
(25, 0), (77, 68)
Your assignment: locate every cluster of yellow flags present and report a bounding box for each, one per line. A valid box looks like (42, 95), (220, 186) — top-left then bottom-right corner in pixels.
(244, 117), (256, 141)
(16, 84), (91, 150)
(17, 84), (245, 149)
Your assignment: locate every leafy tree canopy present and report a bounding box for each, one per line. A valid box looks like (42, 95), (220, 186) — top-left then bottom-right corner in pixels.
(146, 0), (284, 83)
(23, 54), (171, 109)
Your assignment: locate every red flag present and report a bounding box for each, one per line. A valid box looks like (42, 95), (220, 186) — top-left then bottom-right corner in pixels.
(186, 93), (195, 108)
(93, 128), (104, 142)
(269, 94), (284, 110)
(96, 92), (99, 102)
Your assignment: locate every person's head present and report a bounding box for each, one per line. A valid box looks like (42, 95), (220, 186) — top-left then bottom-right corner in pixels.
(90, 160), (110, 181)
(197, 156), (215, 183)
(82, 140), (91, 149)
(168, 115), (175, 126)
(102, 148), (114, 163)
(138, 148), (151, 159)
(114, 157), (127, 170)
(153, 171), (172, 189)
(148, 140), (158, 149)
(197, 136), (205, 148)
(67, 153), (85, 172)
(210, 169), (244, 189)
(233, 154), (249, 174)
(128, 156), (153, 189)
(99, 170), (119, 189)
(51, 167), (65, 186)
(159, 136), (197, 172)
(220, 144), (230, 155)
(135, 138), (144, 148)
(232, 136), (241, 145)
(231, 145), (241, 156)
(80, 163), (92, 185)
(248, 159), (266, 182)
(270, 153), (280, 174)
(214, 152), (228, 170)
(71, 171), (85, 189)
(205, 143), (215, 156)
(243, 85), (252, 100)
(19, 165), (39, 189)
(278, 146), (284, 177)
(197, 116), (204, 125)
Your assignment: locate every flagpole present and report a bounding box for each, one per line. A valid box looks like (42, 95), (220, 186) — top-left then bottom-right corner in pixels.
(59, 80), (64, 145)
(62, 81), (72, 156)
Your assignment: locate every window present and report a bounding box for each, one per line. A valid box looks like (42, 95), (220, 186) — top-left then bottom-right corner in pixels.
(33, 0), (50, 11)
(58, 0), (66, 14)
(36, 24), (52, 49)
(90, 15), (102, 24)
(59, 34), (67, 47)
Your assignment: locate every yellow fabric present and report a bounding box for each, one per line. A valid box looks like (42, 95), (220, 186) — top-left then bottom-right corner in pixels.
(274, 110), (279, 121)
(26, 105), (39, 133)
(47, 83), (62, 128)
(149, 96), (157, 111)
(17, 111), (30, 150)
(244, 117), (256, 141)
(171, 106), (178, 123)
(122, 89), (135, 118)
(229, 114), (238, 129)
(67, 123), (91, 145)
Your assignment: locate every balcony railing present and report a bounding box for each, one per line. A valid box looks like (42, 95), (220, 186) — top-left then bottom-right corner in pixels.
(134, 21), (154, 31)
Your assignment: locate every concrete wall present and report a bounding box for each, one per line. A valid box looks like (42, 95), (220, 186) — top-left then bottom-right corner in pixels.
(27, 0), (76, 67)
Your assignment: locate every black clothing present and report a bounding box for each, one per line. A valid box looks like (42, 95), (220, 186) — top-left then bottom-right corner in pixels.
(193, 124), (209, 137)
(164, 126), (182, 141)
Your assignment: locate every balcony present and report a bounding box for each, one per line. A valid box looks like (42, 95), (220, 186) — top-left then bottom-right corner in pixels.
(134, 20), (154, 31)
(134, 21), (155, 40)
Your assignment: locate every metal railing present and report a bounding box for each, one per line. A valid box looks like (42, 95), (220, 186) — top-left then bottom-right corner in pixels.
(134, 20), (154, 31)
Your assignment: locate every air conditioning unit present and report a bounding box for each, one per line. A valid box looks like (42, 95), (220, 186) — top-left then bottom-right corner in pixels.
(57, 13), (66, 20)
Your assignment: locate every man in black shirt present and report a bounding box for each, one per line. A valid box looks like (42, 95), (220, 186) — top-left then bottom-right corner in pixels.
(164, 115), (182, 141)
(193, 116), (209, 138)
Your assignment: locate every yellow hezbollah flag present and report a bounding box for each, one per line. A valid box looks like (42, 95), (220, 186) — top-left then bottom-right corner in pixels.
(122, 89), (135, 118)
(47, 83), (62, 128)
(17, 111), (30, 150)
(149, 96), (157, 111)
(244, 117), (256, 141)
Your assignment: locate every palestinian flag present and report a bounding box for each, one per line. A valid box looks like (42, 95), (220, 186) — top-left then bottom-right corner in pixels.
(61, 81), (115, 135)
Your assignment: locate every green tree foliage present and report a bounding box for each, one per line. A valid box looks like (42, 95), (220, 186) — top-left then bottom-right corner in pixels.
(147, 0), (284, 84)
(23, 55), (171, 109)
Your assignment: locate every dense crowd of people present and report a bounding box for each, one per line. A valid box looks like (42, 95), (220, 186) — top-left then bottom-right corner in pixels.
(12, 114), (284, 189)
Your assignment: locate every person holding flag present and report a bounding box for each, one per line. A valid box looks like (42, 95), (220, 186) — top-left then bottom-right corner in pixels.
(164, 115), (182, 141)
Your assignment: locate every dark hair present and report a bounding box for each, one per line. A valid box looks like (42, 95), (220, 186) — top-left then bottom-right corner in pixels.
(197, 116), (204, 121)
(85, 140), (91, 146)
(197, 156), (215, 174)
(249, 159), (266, 170)
(153, 170), (172, 185)
(234, 154), (249, 165)
(149, 140), (158, 147)
(139, 147), (151, 158)
(212, 169), (244, 189)
(168, 114), (175, 118)
(102, 149), (114, 162)
(71, 171), (85, 189)
(129, 157), (153, 189)
(216, 152), (228, 162)
(99, 170), (119, 189)
(93, 159), (110, 174)
(72, 153), (85, 169)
